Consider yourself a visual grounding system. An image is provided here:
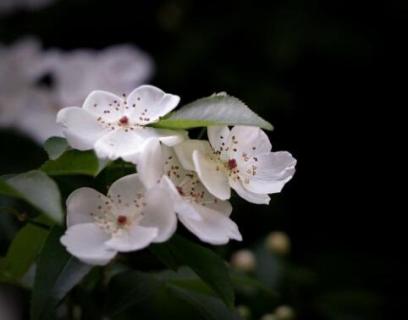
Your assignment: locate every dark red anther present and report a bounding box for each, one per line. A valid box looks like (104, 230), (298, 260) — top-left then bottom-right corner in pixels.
(119, 116), (129, 125)
(117, 215), (127, 225)
(176, 186), (185, 196)
(228, 159), (238, 170)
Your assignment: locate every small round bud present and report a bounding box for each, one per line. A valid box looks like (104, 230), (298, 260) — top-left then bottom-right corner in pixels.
(237, 305), (251, 319)
(230, 249), (256, 272)
(260, 313), (277, 320)
(274, 305), (295, 320)
(265, 231), (291, 256)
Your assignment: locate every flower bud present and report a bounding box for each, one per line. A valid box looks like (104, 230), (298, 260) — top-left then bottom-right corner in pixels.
(265, 231), (290, 256)
(230, 249), (256, 272)
(260, 313), (277, 320)
(236, 305), (251, 319)
(274, 305), (295, 320)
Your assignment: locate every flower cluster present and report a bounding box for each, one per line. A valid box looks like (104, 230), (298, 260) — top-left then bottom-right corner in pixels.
(0, 39), (153, 142)
(58, 85), (297, 265)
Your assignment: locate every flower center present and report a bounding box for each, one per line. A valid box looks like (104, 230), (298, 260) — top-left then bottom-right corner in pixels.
(176, 186), (185, 196)
(118, 116), (129, 126)
(117, 215), (128, 225)
(228, 159), (238, 170)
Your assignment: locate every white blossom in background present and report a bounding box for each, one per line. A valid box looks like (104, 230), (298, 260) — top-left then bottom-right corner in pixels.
(0, 39), (154, 143)
(174, 126), (296, 204)
(57, 85), (187, 162)
(138, 141), (242, 245)
(0, 0), (55, 13)
(0, 38), (50, 128)
(46, 45), (154, 107)
(60, 174), (177, 266)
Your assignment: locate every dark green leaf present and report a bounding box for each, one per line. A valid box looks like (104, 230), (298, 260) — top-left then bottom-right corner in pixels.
(107, 270), (163, 316)
(168, 285), (240, 320)
(154, 93), (273, 131)
(150, 235), (235, 308)
(43, 137), (69, 160)
(3, 170), (63, 224)
(41, 150), (107, 177)
(31, 226), (92, 320)
(0, 224), (48, 283)
(106, 269), (239, 320)
(0, 178), (20, 197)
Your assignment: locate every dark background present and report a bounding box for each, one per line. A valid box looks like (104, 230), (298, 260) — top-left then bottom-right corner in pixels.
(0, 0), (403, 319)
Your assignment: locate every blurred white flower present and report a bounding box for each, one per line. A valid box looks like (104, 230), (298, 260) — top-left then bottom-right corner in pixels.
(0, 39), (154, 143)
(138, 141), (242, 245)
(57, 85), (186, 161)
(0, 285), (21, 320)
(0, 38), (49, 127)
(60, 173), (177, 266)
(0, 0), (55, 13)
(174, 126), (297, 204)
(46, 45), (154, 107)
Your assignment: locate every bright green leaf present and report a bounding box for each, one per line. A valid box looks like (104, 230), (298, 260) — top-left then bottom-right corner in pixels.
(0, 224), (48, 283)
(31, 226), (92, 320)
(153, 93), (273, 131)
(150, 235), (235, 308)
(3, 170), (63, 224)
(43, 137), (69, 160)
(41, 150), (107, 177)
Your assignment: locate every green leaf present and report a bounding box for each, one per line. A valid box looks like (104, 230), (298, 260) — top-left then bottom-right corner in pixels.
(2, 170), (64, 224)
(41, 150), (107, 177)
(43, 137), (69, 160)
(107, 270), (164, 316)
(150, 235), (235, 308)
(153, 93), (273, 131)
(168, 285), (240, 320)
(106, 270), (239, 320)
(0, 178), (19, 197)
(0, 224), (48, 283)
(31, 226), (92, 320)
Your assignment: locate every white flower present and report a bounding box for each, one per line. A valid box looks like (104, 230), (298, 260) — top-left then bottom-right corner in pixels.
(138, 141), (242, 245)
(174, 126), (296, 204)
(46, 45), (153, 108)
(60, 173), (177, 266)
(57, 85), (187, 162)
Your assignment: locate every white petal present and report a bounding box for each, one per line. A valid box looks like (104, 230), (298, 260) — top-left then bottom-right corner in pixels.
(246, 151), (297, 194)
(179, 203), (242, 245)
(227, 126), (272, 158)
(155, 128), (187, 146)
(107, 173), (146, 217)
(192, 150), (231, 200)
(138, 139), (164, 189)
(174, 140), (213, 171)
(60, 223), (116, 266)
(83, 90), (125, 121)
(139, 186), (177, 243)
(57, 107), (107, 150)
(127, 85), (180, 124)
(105, 224), (158, 252)
(230, 178), (270, 205)
(160, 175), (202, 221)
(207, 126), (230, 154)
(66, 187), (112, 228)
(94, 128), (147, 160)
